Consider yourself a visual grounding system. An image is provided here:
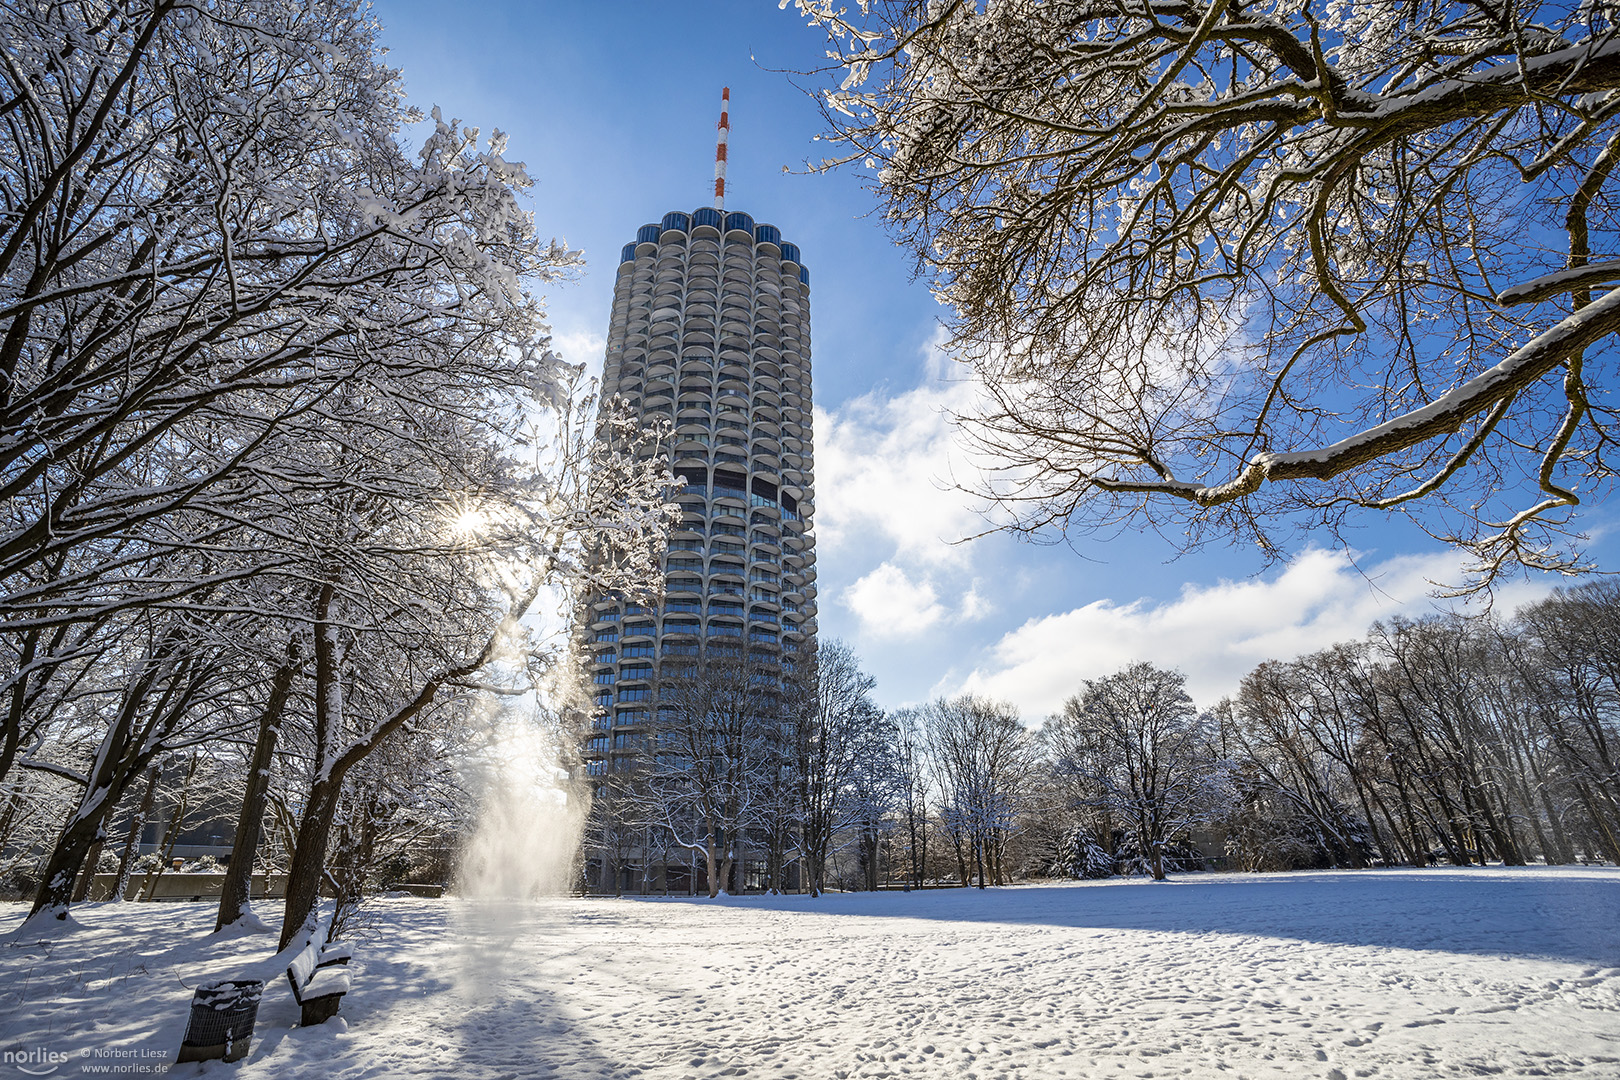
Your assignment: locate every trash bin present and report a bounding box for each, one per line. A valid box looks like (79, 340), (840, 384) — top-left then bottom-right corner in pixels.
(176, 979), (263, 1063)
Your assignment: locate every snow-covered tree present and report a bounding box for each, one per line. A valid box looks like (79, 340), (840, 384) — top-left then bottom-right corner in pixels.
(23, 609), (263, 917)
(268, 386), (672, 946)
(795, 639), (886, 895)
(1226, 651), (1396, 869)
(843, 705), (902, 891)
(639, 646), (790, 897)
(795, 0), (1620, 585)
(1509, 584), (1620, 861)
(1051, 664), (1216, 881)
(1, 0), (574, 622)
(891, 707), (935, 888)
(920, 694), (1035, 887)
(1214, 604), (1620, 870)
(0, 0), (676, 929)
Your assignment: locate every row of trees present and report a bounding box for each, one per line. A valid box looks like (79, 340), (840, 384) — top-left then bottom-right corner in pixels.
(0, 0), (671, 944)
(581, 639), (1173, 895)
(1212, 585), (1620, 871)
(1084, 585), (1620, 877)
(1046, 584), (1620, 878)
(618, 581), (1620, 893)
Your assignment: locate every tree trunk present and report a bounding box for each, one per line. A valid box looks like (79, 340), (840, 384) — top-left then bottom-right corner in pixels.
(1571, 780), (1620, 863)
(906, 808), (922, 888)
(29, 674), (165, 915)
(1345, 767), (1393, 866)
(1387, 770), (1432, 865)
(1539, 779), (1577, 864)
(111, 766), (160, 903)
(277, 574), (532, 942)
(915, 810), (928, 888)
(139, 754), (200, 901)
(1147, 813), (1168, 881)
(718, 845), (736, 896)
(280, 588), (341, 950)
(31, 804), (117, 917)
(71, 836), (107, 902)
(0, 791), (23, 872)
(278, 776), (340, 950)
(217, 651), (298, 931)
(704, 825), (720, 899)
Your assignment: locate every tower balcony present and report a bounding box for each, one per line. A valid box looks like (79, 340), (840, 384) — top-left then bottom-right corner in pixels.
(664, 576), (703, 598)
(710, 488), (747, 512)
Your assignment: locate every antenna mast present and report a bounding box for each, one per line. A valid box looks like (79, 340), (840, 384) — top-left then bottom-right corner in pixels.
(714, 87), (730, 209)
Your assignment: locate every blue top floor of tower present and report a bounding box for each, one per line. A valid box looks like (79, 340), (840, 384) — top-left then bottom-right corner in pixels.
(619, 208), (809, 285)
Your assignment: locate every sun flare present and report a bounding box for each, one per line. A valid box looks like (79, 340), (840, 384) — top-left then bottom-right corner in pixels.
(450, 507), (488, 539)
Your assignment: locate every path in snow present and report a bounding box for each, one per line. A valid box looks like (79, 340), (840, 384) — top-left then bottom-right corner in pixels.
(2, 868), (1617, 1079)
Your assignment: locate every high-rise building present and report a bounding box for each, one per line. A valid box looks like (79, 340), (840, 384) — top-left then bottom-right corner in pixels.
(579, 203), (818, 893)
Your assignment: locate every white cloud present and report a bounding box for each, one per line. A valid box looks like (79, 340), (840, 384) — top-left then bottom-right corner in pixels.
(947, 548), (1554, 718)
(843, 562), (995, 640)
(550, 325), (607, 379)
(959, 583), (992, 622)
(814, 331), (984, 569)
(815, 333), (1007, 648)
(845, 562), (948, 639)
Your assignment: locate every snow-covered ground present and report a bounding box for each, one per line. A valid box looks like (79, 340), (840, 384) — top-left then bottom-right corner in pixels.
(2, 868), (1618, 1079)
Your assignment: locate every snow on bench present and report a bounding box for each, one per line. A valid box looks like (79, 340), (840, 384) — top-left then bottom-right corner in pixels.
(302, 965), (352, 1000)
(286, 927), (353, 1026)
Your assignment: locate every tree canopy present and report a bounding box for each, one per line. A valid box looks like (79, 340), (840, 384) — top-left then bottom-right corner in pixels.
(0, 0), (675, 926)
(796, 0), (1620, 585)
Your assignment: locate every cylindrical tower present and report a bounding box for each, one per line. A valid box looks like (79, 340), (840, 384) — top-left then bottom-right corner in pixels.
(582, 208), (817, 787)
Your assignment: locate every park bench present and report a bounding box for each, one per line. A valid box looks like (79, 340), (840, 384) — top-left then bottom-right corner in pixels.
(286, 931), (353, 1025)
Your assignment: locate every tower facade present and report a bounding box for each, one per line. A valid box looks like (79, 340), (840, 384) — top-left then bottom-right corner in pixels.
(580, 206), (817, 893)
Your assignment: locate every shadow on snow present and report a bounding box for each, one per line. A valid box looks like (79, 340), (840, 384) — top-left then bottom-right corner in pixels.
(639, 868), (1620, 967)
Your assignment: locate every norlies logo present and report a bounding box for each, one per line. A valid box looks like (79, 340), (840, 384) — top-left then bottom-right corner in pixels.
(3, 1048), (169, 1076)
(2, 1047), (73, 1076)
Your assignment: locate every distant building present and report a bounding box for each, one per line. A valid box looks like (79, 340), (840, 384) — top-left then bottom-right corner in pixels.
(579, 203), (818, 894)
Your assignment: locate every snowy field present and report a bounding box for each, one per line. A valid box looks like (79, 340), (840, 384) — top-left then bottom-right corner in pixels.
(2, 868), (1618, 1080)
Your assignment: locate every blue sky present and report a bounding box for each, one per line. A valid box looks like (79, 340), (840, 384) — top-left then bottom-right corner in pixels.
(376, 0), (1605, 716)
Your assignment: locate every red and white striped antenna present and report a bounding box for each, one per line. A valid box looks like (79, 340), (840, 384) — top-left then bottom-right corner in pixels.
(713, 87), (730, 210)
